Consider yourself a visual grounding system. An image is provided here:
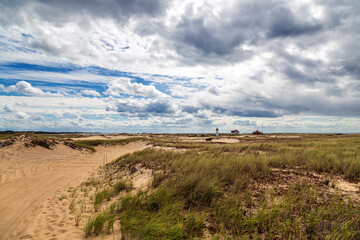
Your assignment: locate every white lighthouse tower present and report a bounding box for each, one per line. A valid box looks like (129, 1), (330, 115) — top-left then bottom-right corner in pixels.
(215, 127), (219, 136)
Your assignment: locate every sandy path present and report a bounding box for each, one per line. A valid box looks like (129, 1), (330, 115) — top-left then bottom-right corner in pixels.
(0, 142), (149, 240)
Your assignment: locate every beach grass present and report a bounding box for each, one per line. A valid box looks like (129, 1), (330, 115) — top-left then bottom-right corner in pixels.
(82, 134), (360, 238)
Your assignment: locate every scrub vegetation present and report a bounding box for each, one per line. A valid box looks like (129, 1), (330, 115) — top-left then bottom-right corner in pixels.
(73, 134), (360, 238)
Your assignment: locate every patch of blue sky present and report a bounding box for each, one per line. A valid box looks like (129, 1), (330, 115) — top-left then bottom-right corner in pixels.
(108, 114), (130, 121)
(0, 62), (77, 73)
(14, 46), (38, 53)
(151, 82), (173, 95)
(0, 91), (26, 97)
(129, 76), (151, 86)
(0, 62), (201, 97)
(0, 78), (21, 87)
(100, 39), (114, 51)
(86, 66), (144, 80)
(21, 33), (34, 39)
(0, 77), (106, 96)
(1, 62), (187, 85)
(41, 114), (61, 120)
(42, 80), (105, 93)
(61, 113), (78, 119)
(110, 92), (147, 99)
(80, 114), (109, 120)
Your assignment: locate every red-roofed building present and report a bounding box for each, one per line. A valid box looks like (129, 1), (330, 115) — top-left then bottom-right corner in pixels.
(231, 130), (240, 135)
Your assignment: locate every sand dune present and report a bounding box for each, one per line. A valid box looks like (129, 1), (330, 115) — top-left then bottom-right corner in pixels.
(71, 135), (141, 141)
(0, 140), (149, 240)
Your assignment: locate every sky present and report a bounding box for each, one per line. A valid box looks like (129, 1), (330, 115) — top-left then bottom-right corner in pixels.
(0, 0), (359, 133)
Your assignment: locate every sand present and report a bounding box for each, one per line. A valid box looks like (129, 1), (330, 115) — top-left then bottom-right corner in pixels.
(0, 140), (149, 240)
(71, 134), (146, 141)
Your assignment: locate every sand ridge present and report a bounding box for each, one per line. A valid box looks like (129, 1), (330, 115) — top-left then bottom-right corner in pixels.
(0, 140), (149, 240)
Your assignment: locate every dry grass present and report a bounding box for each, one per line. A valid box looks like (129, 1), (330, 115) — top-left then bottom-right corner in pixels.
(75, 134), (360, 239)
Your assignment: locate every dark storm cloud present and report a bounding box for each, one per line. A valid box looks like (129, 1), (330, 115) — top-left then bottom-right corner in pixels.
(199, 103), (282, 118)
(0, 0), (168, 26)
(174, 17), (244, 56)
(182, 105), (200, 114)
(255, 91), (360, 117)
(229, 109), (281, 118)
(168, 0), (324, 63)
(144, 100), (174, 114)
(267, 5), (322, 38)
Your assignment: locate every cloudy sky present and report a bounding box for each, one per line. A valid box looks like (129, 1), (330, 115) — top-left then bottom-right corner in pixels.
(0, 0), (359, 133)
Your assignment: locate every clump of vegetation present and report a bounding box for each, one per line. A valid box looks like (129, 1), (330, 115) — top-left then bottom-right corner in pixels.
(82, 177), (101, 187)
(152, 172), (167, 188)
(59, 195), (67, 201)
(75, 213), (81, 226)
(113, 179), (132, 194)
(24, 135), (58, 149)
(0, 133), (58, 149)
(69, 199), (76, 214)
(93, 180), (132, 211)
(84, 203), (118, 237)
(65, 141), (96, 152)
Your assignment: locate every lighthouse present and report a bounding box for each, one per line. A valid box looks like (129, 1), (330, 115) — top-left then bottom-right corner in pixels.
(215, 127), (219, 136)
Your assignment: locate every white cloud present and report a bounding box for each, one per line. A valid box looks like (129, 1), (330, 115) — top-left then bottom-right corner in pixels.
(168, 85), (196, 97)
(15, 111), (29, 119)
(7, 81), (45, 95)
(0, 1), (359, 132)
(80, 89), (101, 97)
(32, 115), (44, 121)
(5, 81), (64, 97)
(105, 78), (167, 98)
(3, 105), (15, 112)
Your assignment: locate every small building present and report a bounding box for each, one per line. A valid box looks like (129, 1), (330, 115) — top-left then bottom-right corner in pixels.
(215, 127), (219, 136)
(231, 130), (239, 135)
(252, 130), (263, 135)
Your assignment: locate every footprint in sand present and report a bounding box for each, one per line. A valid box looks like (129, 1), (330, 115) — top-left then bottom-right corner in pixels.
(19, 234), (33, 239)
(58, 229), (67, 233)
